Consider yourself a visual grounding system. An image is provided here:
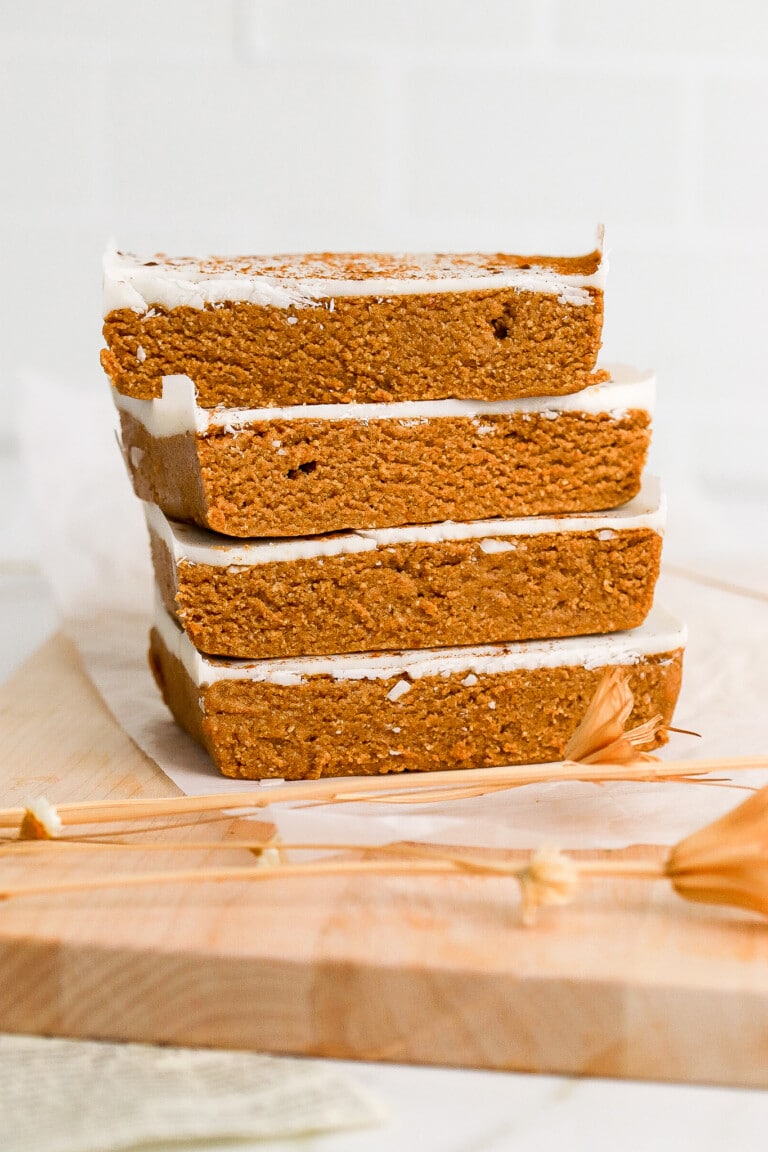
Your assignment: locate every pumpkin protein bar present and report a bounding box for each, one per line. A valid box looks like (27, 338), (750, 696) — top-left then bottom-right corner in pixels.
(149, 600), (685, 781)
(147, 476), (664, 660)
(117, 365), (652, 538)
(98, 236), (687, 778)
(102, 240), (607, 407)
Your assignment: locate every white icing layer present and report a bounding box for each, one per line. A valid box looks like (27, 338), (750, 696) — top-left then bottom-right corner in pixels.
(115, 364), (654, 439)
(104, 232), (606, 315)
(154, 597), (686, 689)
(145, 475), (664, 568)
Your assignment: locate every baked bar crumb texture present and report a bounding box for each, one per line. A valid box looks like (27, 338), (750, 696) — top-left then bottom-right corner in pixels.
(102, 247), (606, 406)
(149, 606), (685, 781)
(154, 529), (661, 659)
(121, 406), (650, 537)
(148, 482), (664, 658)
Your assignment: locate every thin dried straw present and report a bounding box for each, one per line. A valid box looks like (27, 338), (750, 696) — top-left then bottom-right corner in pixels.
(0, 755), (760, 832)
(4, 788), (768, 924)
(0, 837), (660, 926)
(0, 858), (458, 901)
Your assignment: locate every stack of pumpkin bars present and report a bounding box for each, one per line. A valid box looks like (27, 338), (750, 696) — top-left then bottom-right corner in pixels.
(100, 236), (685, 781)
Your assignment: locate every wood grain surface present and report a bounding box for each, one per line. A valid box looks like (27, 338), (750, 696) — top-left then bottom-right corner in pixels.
(1, 633), (768, 1087)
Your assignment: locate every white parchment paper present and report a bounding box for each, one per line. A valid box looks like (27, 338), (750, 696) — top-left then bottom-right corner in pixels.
(19, 375), (768, 852)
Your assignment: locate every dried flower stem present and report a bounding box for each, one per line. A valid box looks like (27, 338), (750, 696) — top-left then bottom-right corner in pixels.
(0, 756), (762, 832)
(1, 839), (397, 855)
(0, 858), (470, 900)
(0, 838), (668, 883)
(4, 784), (768, 925)
(0, 846), (665, 905)
(576, 858), (666, 881)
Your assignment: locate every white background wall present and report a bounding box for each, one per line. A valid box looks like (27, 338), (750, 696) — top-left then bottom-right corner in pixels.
(1, 0), (767, 558)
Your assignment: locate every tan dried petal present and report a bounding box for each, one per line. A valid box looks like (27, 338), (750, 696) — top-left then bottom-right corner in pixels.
(667, 785), (768, 917)
(564, 669), (663, 765)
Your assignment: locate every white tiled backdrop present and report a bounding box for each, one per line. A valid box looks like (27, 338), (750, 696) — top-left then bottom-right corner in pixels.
(2, 0), (768, 562)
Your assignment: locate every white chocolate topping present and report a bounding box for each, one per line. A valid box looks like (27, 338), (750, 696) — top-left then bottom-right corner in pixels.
(144, 475), (664, 569)
(103, 232), (605, 315)
(115, 364), (654, 439)
(154, 596), (686, 689)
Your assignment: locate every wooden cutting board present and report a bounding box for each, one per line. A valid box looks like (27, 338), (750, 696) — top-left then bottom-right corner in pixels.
(1, 633), (768, 1088)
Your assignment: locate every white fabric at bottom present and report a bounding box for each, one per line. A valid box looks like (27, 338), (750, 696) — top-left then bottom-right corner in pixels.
(0, 1034), (382, 1152)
